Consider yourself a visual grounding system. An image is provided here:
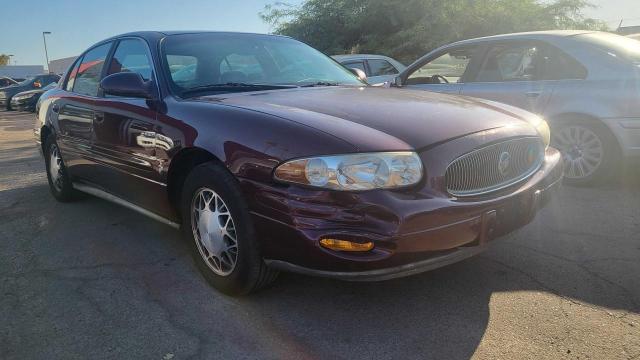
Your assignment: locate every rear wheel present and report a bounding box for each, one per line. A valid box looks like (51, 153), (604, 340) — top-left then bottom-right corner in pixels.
(180, 162), (278, 295)
(551, 119), (619, 186)
(44, 134), (77, 202)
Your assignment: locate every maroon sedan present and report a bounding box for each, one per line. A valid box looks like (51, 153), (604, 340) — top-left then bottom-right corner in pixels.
(35, 31), (562, 295)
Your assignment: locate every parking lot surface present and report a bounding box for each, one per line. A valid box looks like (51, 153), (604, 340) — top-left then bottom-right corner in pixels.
(1, 110), (639, 360)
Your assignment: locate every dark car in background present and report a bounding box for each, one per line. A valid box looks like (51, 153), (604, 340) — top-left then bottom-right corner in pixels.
(0, 76), (19, 88)
(0, 74), (60, 110)
(36, 31), (562, 295)
(11, 82), (57, 112)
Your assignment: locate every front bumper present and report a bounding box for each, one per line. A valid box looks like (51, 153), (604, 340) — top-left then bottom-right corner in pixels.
(245, 147), (563, 280)
(10, 98), (35, 112)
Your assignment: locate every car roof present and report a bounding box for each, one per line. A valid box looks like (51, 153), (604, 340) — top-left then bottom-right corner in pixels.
(332, 54), (396, 61)
(101, 30), (291, 42)
(448, 30), (597, 46)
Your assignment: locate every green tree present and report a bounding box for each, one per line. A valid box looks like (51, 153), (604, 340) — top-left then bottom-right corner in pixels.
(261, 0), (607, 64)
(0, 54), (10, 66)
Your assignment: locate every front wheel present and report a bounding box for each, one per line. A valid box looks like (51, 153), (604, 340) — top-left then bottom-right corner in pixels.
(551, 120), (619, 186)
(180, 162), (278, 295)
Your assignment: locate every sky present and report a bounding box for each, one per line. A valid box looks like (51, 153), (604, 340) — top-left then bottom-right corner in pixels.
(0, 0), (638, 67)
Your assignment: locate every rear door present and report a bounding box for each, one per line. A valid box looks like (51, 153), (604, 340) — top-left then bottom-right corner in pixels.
(55, 42), (113, 181)
(401, 45), (484, 94)
(461, 41), (555, 114)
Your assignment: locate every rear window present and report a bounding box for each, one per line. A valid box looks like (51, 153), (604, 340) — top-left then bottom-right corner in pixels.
(577, 32), (640, 64)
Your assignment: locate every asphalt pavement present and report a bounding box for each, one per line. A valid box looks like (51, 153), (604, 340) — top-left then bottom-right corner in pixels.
(1, 110), (639, 360)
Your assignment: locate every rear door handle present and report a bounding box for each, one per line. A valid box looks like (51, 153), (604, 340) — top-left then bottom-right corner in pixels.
(93, 112), (104, 124)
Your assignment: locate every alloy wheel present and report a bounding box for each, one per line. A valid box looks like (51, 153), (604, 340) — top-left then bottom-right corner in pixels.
(552, 125), (604, 180)
(191, 188), (238, 276)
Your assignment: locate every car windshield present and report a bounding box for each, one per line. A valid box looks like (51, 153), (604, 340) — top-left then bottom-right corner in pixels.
(577, 32), (640, 64)
(161, 33), (365, 96)
(18, 77), (35, 86)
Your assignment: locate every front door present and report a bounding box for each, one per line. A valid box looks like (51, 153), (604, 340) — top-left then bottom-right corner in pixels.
(90, 38), (173, 218)
(401, 45), (483, 94)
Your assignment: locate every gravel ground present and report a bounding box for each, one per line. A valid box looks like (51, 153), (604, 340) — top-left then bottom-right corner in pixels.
(1, 110), (639, 360)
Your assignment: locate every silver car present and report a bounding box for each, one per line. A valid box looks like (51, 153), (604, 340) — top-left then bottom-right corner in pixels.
(333, 54), (406, 85)
(392, 30), (640, 185)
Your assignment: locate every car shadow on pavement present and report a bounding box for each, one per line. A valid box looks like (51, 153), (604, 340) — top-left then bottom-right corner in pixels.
(2, 167), (639, 359)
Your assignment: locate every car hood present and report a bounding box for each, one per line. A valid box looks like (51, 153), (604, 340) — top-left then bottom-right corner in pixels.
(196, 86), (539, 151)
(14, 89), (44, 97)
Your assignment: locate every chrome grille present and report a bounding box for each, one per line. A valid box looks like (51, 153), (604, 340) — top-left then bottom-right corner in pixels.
(445, 137), (544, 197)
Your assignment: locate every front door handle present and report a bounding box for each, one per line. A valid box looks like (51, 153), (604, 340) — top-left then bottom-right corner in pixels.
(525, 91), (542, 98)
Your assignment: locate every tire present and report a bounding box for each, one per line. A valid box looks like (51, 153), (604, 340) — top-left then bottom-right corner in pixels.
(44, 134), (77, 202)
(180, 162), (278, 295)
(551, 119), (620, 186)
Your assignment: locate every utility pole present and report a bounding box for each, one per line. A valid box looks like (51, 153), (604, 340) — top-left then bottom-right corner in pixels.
(43, 31), (52, 73)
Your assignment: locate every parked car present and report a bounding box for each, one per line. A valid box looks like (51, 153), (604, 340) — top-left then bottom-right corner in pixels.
(333, 54), (405, 84)
(391, 30), (640, 185)
(0, 74), (60, 110)
(0, 76), (18, 88)
(10, 82), (57, 112)
(36, 31), (562, 295)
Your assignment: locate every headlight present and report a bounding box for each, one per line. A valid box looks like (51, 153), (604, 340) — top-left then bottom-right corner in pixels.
(529, 116), (550, 149)
(274, 152), (423, 190)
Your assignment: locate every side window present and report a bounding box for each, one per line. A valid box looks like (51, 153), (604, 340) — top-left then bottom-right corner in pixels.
(343, 61), (366, 74)
(220, 54), (264, 82)
(539, 46), (587, 80)
(167, 55), (198, 84)
(368, 59), (398, 76)
(107, 39), (153, 81)
(406, 46), (477, 85)
(65, 58), (82, 91)
(72, 42), (111, 97)
(475, 44), (540, 82)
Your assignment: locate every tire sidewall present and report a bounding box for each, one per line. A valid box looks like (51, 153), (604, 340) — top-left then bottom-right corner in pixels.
(180, 162), (263, 295)
(44, 134), (75, 201)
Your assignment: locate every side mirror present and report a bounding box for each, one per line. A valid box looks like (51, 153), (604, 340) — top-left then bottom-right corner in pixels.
(348, 68), (368, 83)
(100, 72), (154, 99)
(393, 76), (403, 87)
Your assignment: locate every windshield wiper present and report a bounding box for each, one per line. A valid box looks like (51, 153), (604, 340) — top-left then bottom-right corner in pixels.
(181, 82), (298, 96)
(299, 81), (343, 87)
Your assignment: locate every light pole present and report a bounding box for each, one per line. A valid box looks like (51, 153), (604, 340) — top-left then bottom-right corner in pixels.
(42, 31), (52, 73)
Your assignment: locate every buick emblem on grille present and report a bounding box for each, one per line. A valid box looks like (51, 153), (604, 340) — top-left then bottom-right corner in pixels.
(498, 151), (511, 176)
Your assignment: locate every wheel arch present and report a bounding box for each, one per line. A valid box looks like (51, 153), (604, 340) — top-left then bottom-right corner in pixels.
(547, 112), (623, 156)
(40, 124), (54, 154)
(166, 147), (225, 217)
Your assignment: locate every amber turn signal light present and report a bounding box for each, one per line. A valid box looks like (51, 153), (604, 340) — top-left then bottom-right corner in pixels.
(319, 239), (374, 252)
